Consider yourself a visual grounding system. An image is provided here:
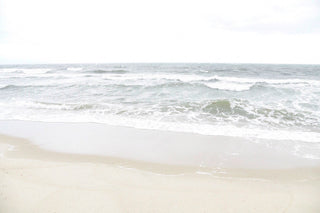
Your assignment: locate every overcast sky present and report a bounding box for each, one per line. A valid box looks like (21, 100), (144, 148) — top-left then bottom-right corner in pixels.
(0, 0), (319, 64)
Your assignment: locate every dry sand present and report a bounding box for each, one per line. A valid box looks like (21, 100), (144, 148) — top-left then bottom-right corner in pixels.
(0, 134), (320, 213)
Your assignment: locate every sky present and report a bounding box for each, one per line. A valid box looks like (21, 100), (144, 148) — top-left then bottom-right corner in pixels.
(0, 0), (319, 64)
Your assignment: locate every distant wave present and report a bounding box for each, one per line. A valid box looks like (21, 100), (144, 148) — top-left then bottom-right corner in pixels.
(100, 73), (319, 91)
(67, 67), (83, 71)
(85, 69), (128, 74)
(2, 68), (319, 86)
(100, 73), (320, 85)
(0, 84), (41, 90)
(0, 68), (51, 74)
(204, 82), (253, 91)
(212, 75), (320, 85)
(0, 85), (15, 90)
(0, 100), (97, 111)
(0, 78), (316, 93)
(1, 64), (320, 145)
(0, 84), (60, 90)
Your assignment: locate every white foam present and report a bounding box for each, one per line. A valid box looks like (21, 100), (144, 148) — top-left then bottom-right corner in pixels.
(103, 73), (206, 82)
(0, 68), (52, 74)
(1, 107), (319, 143)
(2, 69), (319, 90)
(0, 84), (8, 89)
(67, 67), (83, 71)
(204, 82), (253, 91)
(212, 75), (320, 85)
(0, 68), (21, 73)
(0, 100), (91, 111)
(1, 68), (320, 144)
(99, 73), (320, 89)
(22, 68), (51, 74)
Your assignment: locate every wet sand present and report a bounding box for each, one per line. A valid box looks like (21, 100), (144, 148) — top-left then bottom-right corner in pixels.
(1, 131), (320, 212)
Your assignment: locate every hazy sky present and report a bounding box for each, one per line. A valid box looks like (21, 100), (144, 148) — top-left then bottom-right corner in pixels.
(0, 0), (319, 64)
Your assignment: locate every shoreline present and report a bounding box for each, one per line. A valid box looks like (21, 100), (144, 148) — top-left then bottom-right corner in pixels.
(0, 133), (320, 180)
(1, 120), (319, 170)
(1, 134), (320, 212)
(1, 125), (320, 212)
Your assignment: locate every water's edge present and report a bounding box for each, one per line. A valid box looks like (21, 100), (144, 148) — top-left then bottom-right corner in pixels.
(1, 120), (319, 170)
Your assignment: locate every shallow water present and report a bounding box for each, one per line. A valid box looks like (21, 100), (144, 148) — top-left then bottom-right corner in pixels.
(1, 120), (320, 169)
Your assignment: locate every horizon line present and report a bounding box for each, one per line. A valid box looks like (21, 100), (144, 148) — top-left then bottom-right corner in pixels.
(1, 61), (320, 66)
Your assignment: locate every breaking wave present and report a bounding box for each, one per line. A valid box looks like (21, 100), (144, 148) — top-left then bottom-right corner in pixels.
(0, 63), (319, 144)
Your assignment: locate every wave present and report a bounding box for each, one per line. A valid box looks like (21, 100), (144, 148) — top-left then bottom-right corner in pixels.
(2, 98), (318, 128)
(0, 68), (51, 74)
(67, 67), (83, 71)
(2, 69), (319, 87)
(0, 101), (97, 111)
(0, 68), (20, 73)
(0, 84), (42, 90)
(0, 78), (316, 94)
(201, 99), (317, 121)
(100, 73), (320, 85)
(103, 74), (320, 92)
(204, 82), (253, 91)
(0, 84), (62, 90)
(1, 112), (319, 143)
(1, 64), (319, 146)
(0, 98), (319, 143)
(212, 75), (320, 85)
(85, 69), (128, 74)
(102, 73), (207, 82)
(0, 83), (84, 90)
(0, 85), (16, 90)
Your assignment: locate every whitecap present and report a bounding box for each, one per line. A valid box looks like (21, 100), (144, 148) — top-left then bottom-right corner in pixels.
(67, 67), (83, 71)
(204, 82), (253, 91)
(211, 75), (320, 86)
(20, 68), (51, 74)
(0, 68), (52, 74)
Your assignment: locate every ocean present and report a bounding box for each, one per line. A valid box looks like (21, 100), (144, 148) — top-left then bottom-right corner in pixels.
(0, 63), (320, 145)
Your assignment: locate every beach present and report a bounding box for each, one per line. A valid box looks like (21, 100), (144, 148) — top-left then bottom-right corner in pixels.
(0, 63), (320, 212)
(1, 0), (320, 208)
(1, 122), (320, 213)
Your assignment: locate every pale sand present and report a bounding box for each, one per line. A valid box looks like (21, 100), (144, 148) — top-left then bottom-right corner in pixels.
(1, 134), (320, 213)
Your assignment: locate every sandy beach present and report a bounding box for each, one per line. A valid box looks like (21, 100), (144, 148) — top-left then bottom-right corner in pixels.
(1, 0), (320, 210)
(1, 128), (320, 213)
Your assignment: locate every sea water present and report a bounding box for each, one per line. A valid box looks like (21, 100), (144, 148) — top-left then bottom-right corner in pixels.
(1, 63), (320, 141)
(0, 63), (320, 147)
